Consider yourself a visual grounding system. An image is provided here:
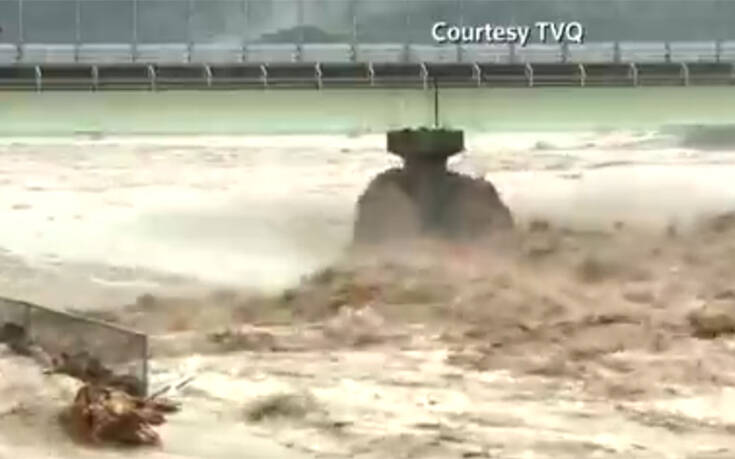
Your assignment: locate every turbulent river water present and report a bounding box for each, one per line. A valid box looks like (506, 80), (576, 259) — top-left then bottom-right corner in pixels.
(2, 89), (735, 459)
(0, 127), (734, 298)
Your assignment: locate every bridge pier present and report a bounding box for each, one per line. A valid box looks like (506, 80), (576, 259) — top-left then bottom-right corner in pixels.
(353, 128), (513, 246)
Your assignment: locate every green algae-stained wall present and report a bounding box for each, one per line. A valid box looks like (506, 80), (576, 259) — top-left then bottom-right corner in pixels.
(1, 87), (734, 136)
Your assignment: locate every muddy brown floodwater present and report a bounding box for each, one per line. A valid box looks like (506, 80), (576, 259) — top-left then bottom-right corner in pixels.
(2, 132), (735, 458)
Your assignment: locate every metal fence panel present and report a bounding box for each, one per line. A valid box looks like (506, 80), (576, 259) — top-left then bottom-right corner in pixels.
(567, 42), (617, 63)
(0, 297), (148, 396)
(409, 43), (458, 62)
(2, 0), (735, 60)
(80, 0), (133, 43)
(246, 0), (300, 43)
(461, 43), (514, 64)
(21, 42), (76, 62)
(191, 0), (247, 43)
(516, 43), (564, 63)
(620, 41), (668, 63)
(0, 43), (17, 61)
(246, 42), (297, 61)
(0, 0), (20, 42)
(21, 0), (76, 43)
(355, 43), (404, 62)
(190, 41), (243, 62)
(302, 43), (352, 62)
(355, 0), (407, 43)
(78, 42), (134, 62)
(403, 0), (457, 44)
(302, 0), (354, 43)
(136, 42), (188, 61)
(670, 41), (718, 63)
(721, 41), (735, 62)
(137, 0), (188, 43)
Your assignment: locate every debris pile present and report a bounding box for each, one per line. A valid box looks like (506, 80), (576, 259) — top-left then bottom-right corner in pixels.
(68, 384), (179, 446)
(50, 351), (145, 397)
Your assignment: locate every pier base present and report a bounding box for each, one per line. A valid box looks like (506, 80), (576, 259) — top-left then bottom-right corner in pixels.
(353, 128), (513, 245)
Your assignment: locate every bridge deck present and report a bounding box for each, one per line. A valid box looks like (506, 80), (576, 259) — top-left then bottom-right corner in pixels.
(0, 61), (733, 90)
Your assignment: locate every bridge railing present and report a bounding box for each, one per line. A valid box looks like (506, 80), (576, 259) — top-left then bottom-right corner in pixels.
(1, 40), (735, 65)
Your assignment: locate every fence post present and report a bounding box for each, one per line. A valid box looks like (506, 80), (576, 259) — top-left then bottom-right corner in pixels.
(350, 0), (358, 45)
(132, 0), (138, 61)
(240, 0), (248, 62)
(187, 0), (193, 62)
(75, 0), (81, 62)
(404, 0), (410, 56)
(457, 0), (464, 62)
(296, 0), (304, 61)
(17, 0), (23, 61)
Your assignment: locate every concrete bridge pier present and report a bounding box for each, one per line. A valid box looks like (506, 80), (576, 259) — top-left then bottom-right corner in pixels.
(353, 128), (513, 246)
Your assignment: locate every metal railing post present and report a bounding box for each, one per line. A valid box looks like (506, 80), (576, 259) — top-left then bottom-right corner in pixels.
(315, 62), (322, 89)
(187, 0), (194, 63)
(404, 0), (410, 59)
(472, 62), (481, 87)
(260, 64), (268, 89)
(34, 65), (42, 92)
(132, 0), (138, 62)
(17, 0), (24, 61)
(525, 62), (534, 87)
(241, 0), (248, 62)
(457, 0), (464, 63)
(419, 62), (428, 89)
(297, 0), (304, 43)
(629, 62), (639, 87)
(613, 41), (621, 63)
(578, 63), (586, 87)
(680, 62), (690, 86)
(75, 0), (81, 62)
(204, 64), (212, 87)
(91, 65), (99, 91)
(350, 0), (358, 45)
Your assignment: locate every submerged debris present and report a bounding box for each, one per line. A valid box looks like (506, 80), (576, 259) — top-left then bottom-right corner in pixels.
(245, 390), (322, 423)
(49, 351), (145, 397)
(688, 301), (735, 338)
(66, 384), (179, 446)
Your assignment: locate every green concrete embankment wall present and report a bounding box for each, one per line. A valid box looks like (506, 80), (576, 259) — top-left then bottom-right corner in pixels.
(1, 87), (734, 136)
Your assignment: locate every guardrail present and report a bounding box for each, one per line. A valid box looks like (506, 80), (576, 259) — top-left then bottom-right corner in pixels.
(2, 41), (735, 66)
(2, 40), (734, 90)
(2, 61), (734, 91)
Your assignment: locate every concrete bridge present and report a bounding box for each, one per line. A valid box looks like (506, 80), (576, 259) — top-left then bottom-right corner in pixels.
(1, 41), (734, 90)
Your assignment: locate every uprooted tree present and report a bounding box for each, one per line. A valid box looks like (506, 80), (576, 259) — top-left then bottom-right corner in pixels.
(68, 383), (179, 446)
(54, 352), (180, 446)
